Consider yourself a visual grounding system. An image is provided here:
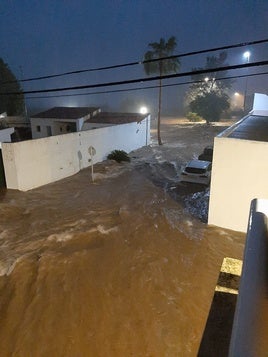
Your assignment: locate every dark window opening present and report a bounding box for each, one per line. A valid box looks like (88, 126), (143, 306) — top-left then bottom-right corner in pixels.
(46, 126), (52, 136)
(185, 167), (207, 174)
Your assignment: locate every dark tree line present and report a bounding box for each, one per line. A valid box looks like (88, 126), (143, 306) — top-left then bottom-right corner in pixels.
(0, 58), (25, 116)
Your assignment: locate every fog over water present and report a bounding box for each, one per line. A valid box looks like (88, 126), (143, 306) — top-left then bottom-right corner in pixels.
(0, 118), (245, 356)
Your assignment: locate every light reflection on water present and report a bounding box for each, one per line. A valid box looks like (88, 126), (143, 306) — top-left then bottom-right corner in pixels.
(0, 120), (245, 356)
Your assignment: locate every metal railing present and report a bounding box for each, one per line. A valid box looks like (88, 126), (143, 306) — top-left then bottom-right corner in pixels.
(229, 198), (268, 356)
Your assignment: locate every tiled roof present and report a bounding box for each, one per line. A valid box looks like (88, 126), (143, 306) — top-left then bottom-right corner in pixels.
(227, 115), (268, 142)
(85, 112), (148, 124)
(31, 107), (99, 119)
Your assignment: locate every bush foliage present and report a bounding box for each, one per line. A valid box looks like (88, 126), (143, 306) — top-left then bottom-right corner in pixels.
(189, 92), (229, 123)
(186, 112), (204, 122)
(107, 150), (130, 163)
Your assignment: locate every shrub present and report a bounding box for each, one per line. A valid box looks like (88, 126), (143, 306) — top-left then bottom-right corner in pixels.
(107, 150), (130, 163)
(186, 112), (204, 122)
(189, 92), (230, 123)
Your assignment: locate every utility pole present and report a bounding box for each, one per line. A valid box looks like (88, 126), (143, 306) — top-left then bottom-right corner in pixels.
(243, 51), (251, 113)
(19, 65), (29, 122)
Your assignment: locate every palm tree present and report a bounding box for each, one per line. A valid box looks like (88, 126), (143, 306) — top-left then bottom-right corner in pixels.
(143, 36), (180, 145)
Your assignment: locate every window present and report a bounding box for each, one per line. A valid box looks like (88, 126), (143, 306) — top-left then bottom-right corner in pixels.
(36, 125), (41, 132)
(185, 167), (206, 174)
(66, 123), (76, 132)
(46, 126), (52, 136)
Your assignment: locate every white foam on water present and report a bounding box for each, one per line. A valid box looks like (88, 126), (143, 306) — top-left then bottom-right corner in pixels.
(63, 218), (87, 229)
(92, 161), (131, 182)
(46, 223), (118, 242)
(163, 208), (204, 240)
(0, 229), (10, 240)
(164, 142), (187, 148)
(97, 225), (118, 235)
(0, 256), (24, 276)
(47, 232), (74, 242)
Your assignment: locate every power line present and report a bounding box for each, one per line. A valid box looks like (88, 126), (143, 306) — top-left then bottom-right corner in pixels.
(1, 60), (267, 96)
(24, 70), (268, 100)
(1, 38), (268, 85)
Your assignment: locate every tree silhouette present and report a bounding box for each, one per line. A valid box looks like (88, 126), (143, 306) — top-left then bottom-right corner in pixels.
(187, 52), (232, 123)
(144, 37), (180, 145)
(0, 58), (25, 115)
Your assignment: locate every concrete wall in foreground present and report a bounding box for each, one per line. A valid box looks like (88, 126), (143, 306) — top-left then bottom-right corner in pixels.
(208, 136), (268, 232)
(2, 117), (150, 191)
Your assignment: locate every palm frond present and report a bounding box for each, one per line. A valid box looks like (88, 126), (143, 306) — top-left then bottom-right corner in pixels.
(144, 36), (180, 75)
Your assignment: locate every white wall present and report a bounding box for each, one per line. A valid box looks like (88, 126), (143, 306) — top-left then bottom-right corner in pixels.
(2, 117), (150, 191)
(252, 93), (268, 111)
(82, 122), (114, 130)
(30, 109), (101, 139)
(30, 118), (78, 139)
(208, 136), (268, 232)
(0, 127), (15, 147)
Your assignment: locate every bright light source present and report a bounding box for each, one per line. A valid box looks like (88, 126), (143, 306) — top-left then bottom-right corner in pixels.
(140, 106), (148, 115)
(234, 92), (240, 96)
(204, 77), (209, 82)
(243, 51), (251, 61)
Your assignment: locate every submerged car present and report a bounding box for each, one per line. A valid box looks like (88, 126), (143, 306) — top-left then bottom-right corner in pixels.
(181, 159), (212, 185)
(198, 145), (213, 162)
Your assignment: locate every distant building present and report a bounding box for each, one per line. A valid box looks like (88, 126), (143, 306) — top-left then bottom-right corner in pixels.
(82, 111), (149, 131)
(0, 127), (15, 147)
(208, 93), (268, 232)
(2, 107), (151, 191)
(30, 106), (100, 139)
(0, 113), (31, 141)
(0, 112), (15, 146)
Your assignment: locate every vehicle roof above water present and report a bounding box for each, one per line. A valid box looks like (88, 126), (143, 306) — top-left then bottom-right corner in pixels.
(186, 160), (211, 169)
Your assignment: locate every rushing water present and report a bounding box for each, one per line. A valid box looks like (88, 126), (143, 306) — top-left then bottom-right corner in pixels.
(0, 118), (245, 356)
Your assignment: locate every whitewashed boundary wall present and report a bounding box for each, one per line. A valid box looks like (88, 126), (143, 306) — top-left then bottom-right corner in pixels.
(208, 136), (268, 232)
(2, 118), (150, 191)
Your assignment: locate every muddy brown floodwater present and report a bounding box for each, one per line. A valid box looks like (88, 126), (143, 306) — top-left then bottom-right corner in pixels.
(0, 117), (245, 356)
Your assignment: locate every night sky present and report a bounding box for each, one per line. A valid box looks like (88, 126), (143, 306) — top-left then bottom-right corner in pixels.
(0, 0), (268, 115)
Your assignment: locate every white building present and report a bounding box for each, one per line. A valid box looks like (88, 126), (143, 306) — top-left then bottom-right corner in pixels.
(208, 93), (268, 232)
(2, 109), (151, 191)
(82, 111), (149, 132)
(30, 106), (100, 139)
(0, 127), (15, 147)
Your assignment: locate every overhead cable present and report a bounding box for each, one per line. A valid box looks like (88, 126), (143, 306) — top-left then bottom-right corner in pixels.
(1, 38), (268, 85)
(1, 60), (267, 96)
(24, 70), (268, 100)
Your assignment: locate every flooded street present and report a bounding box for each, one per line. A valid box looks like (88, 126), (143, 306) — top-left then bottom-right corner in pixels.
(0, 118), (245, 356)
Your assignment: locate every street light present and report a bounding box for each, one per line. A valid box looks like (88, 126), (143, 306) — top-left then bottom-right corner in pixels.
(232, 92), (243, 112)
(140, 106), (148, 115)
(243, 51), (251, 62)
(243, 51), (251, 112)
